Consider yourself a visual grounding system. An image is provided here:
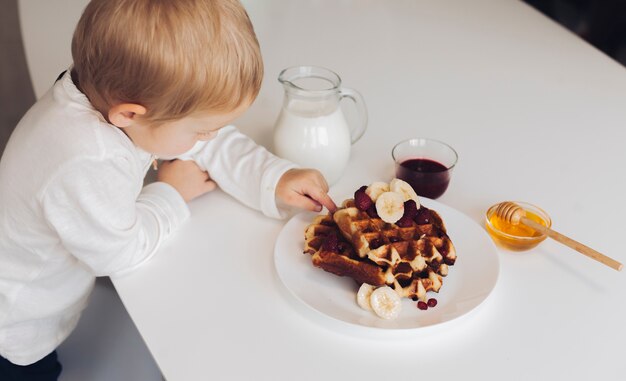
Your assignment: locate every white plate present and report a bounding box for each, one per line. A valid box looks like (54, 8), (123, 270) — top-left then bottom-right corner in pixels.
(274, 198), (500, 331)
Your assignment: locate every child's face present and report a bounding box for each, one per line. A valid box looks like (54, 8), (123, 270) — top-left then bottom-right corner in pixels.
(123, 102), (250, 157)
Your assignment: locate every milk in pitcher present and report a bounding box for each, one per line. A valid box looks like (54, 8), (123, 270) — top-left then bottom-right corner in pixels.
(272, 66), (368, 186)
(273, 99), (351, 185)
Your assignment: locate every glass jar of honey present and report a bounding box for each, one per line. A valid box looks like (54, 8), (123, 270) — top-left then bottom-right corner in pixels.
(485, 202), (551, 251)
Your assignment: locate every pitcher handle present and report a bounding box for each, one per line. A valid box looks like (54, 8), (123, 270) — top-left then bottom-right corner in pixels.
(339, 87), (368, 144)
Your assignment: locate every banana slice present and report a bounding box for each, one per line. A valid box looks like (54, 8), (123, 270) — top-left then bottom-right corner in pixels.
(369, 286), (402, 320)
(390, 178), (420, 206)
(365, 182), (390, 202)
(375, 191), (405, 223)
(356, 283), (375, 311)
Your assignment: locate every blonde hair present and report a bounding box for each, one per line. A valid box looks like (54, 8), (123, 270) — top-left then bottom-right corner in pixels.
(72, 0), (263, 124)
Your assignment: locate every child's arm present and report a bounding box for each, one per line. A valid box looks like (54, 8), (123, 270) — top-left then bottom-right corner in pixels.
(177, 125), (327, 218)
(41, 156), (189, 277)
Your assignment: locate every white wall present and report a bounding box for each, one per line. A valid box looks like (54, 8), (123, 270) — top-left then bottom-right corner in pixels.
(18, 0), (89, 99)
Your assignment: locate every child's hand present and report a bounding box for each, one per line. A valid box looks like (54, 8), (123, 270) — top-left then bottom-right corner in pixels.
(276, 168), (337, 213)
(157, 160), (216, 202)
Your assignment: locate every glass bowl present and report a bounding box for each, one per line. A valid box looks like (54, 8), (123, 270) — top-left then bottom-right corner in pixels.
(485, 201), (552, 251)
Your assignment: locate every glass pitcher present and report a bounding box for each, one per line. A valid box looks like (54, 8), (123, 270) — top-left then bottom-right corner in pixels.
(272, 66), (367, 185)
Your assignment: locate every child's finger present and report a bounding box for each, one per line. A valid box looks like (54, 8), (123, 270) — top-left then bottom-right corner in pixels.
(306, 187), (337, 212)
(290, 194), (323, 212)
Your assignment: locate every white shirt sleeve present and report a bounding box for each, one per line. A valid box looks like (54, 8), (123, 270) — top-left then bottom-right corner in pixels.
(40, 155), (189, 278)
(178, 125), (297, 219)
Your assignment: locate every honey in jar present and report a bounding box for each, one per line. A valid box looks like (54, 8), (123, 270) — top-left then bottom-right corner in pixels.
(485, 203), (551, 251)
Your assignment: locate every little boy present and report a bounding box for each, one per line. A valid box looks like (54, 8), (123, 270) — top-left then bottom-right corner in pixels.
(0, 0), (336, 379)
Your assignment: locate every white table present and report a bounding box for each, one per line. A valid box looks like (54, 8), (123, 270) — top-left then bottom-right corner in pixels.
(108, 1), (626, 380)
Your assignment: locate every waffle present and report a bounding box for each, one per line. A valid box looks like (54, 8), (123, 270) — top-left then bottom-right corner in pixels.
(304, 214), (387, 286)
(304, 199), (456, 301)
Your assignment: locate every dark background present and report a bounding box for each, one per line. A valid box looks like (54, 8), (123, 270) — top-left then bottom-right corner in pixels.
(524, 0), (626, 65)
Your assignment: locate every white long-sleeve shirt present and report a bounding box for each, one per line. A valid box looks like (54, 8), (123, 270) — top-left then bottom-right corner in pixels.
(0, 71), (295, 365)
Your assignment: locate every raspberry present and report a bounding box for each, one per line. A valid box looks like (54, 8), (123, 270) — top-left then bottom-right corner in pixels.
(395, 215), (413, 228)
(366, 205), (379, 218)
(354, 186), (373, 211)
(403, 200), (419, 219)
(369, 238), (383, 249)
(417, 301), (428, 310)
(427, 298), (438, 308)
(414, 207), (433, 225)
(321, 233), (339, 252)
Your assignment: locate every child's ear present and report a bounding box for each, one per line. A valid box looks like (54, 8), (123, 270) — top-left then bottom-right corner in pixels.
(108, 103), (147, 128)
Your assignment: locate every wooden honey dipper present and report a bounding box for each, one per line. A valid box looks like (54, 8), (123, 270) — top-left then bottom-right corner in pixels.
(494, 202), (623, 271)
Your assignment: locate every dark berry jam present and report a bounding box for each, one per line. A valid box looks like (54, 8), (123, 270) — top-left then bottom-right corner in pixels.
(395, 158), (450, 199)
